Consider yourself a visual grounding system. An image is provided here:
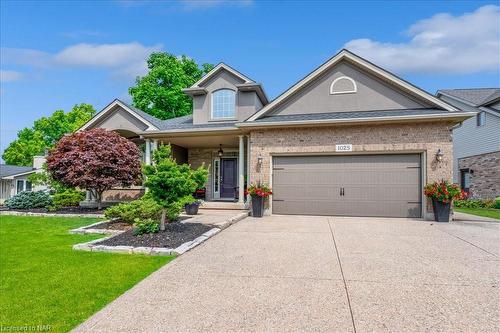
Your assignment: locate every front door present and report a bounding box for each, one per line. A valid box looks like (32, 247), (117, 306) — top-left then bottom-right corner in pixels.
(220, 158), (237, 198)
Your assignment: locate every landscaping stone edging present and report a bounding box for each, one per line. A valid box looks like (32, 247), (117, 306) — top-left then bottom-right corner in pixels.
(0, 210), (105, 218)
(71, 211), (249, 256)
(69, 219), (123, 235)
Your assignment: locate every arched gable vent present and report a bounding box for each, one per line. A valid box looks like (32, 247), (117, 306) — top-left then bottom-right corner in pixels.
(330, 76), (357, 95)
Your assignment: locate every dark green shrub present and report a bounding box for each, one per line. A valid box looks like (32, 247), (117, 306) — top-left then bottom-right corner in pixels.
(133, 218), (159, 235)
(495, 198), (500, 210)
(454, 198), (500, 209)
(5, 191), (52, 209)
(104, 196), (162, 224)
(52, 188), (85, 208)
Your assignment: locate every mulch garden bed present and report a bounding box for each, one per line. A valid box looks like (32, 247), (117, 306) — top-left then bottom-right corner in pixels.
(0, 206), (105, 215)
(90, 220), (133, 231)
(96, 222), (214, 248)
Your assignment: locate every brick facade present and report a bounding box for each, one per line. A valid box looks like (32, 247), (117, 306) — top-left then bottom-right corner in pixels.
(249, 121), (454, 218)
(188, 149), (214, 199)
(458, 151), (500, 199)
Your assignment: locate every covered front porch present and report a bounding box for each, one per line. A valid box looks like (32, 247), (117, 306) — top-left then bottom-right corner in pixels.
(142, 130), (251, 205)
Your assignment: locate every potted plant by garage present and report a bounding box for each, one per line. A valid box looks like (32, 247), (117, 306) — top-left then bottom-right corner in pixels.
(246, 182), (272, 218)
(183, 197), (204, 215)
(424, 180), (466, 222)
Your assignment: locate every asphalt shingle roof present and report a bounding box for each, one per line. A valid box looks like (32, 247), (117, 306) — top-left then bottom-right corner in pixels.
(252, 108), (464, 123)
(0, 164), (35, 178)
(119, 100), (237, 131)
(439, 88), (500, 106)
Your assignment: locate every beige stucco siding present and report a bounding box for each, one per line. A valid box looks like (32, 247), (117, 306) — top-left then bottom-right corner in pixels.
(269, 62), (429, 116)
(249, 122), (453, 218)
(93, 107), (149, 133)
(193, 69), (263, 124)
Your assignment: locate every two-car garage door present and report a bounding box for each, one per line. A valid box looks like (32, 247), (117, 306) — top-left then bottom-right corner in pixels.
(272, 154), (422, 218)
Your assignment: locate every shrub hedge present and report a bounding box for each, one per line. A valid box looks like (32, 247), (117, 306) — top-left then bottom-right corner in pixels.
(454, 198), (500, 209)
(5, 191), (52, 209)
(52, 188), (85, 208)
(104, 196), (162, 224)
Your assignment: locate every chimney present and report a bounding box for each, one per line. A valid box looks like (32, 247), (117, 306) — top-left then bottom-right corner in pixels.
(33, 156), (46, 170)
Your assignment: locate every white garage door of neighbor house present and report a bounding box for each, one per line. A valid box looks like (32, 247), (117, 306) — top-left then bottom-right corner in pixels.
(272, 154), (422, 218)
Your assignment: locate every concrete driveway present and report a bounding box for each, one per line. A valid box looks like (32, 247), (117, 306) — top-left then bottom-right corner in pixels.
(75, 216), (499, 332)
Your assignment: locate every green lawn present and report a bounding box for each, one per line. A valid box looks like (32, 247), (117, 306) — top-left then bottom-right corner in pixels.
(0, 215), (173, 332)
(455, 207), (500, 220)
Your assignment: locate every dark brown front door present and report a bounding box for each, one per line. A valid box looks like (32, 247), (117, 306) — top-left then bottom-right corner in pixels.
(220, 158), (237, 198)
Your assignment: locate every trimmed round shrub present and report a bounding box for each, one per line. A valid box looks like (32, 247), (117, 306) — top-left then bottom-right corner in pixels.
(104, 196), (162, 224)
(52, 188), (85, 208)
(5, 191), (52, 209)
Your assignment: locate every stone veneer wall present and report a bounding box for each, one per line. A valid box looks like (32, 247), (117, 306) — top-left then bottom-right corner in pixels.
(249, 122), (454, 218)
(188, 149), (215, 200)
(458, 151), (500, 199)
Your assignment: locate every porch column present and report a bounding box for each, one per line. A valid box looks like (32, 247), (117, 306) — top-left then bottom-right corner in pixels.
(238, 135), (245, 203)
(246, 135), (250, 202)
(145, 139), (151, 165)
(152, 139), (158, 152)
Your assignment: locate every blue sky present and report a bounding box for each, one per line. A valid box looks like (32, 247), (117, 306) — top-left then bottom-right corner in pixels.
(1, 1), (499, 159)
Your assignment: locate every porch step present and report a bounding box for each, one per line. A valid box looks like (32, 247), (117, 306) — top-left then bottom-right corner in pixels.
(201, 201), (246, 210)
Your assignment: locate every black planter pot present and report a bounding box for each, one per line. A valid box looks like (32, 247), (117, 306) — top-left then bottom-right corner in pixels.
(431, 198), (451, 222)
(185, 203), (199, 215)
(251, 195), (264, 217)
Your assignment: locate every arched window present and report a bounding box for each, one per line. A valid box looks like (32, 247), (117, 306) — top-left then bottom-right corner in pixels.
(330, 76), (357, 95)
(211, 89), (236, 119)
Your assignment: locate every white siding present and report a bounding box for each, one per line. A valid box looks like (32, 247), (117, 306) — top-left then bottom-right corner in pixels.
(440, 95), (500, 182)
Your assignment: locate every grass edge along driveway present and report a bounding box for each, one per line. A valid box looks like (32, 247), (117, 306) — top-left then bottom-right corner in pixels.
(455, 207), (500, 220)
(0, 215), (173, 332)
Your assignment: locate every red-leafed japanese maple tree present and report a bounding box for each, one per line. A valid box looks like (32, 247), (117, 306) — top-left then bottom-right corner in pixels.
(46, 128), (141, 209)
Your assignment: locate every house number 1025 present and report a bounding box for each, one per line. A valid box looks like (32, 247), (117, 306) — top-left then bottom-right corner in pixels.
(335, 144), (352, 152)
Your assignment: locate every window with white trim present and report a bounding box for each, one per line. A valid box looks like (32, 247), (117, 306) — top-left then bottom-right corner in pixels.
(211, 89), (236, 119)
(16, 179), (32, 194)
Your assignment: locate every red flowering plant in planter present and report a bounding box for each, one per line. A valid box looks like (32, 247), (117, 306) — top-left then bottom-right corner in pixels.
(424, 180), (467, 222)
(245, 182), (273, 198)
(424, 180), (466, 203)
(245, 182), (272, 217)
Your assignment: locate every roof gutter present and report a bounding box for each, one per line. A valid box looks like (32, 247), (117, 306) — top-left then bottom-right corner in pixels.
(236, 111), (477, 128)
(139, 126), (242, 137)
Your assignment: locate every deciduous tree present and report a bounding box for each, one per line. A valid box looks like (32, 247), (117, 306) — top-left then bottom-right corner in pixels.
(46, 129), (141, 209)
(3, 104), (96, 166)
(129, 52), (213, 120)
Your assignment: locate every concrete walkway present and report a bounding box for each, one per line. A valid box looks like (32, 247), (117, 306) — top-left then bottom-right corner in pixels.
(74, 216), (499, 332)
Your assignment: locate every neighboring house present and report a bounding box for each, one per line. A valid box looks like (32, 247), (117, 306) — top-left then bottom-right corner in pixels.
(436, 89), (500, 199)
(0, 156), (46, 204)
(79, 49), (474, 219)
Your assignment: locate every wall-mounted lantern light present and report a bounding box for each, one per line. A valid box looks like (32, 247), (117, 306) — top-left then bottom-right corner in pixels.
(435, 149), (444, 162)
(257, 154), (263, 166)
(218, 144), (224, 157)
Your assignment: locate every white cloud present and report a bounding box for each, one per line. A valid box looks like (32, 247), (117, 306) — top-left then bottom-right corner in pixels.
(0, 70), (23, 82)
(1, 42), (163, 78)
(344, 5), (500, 74)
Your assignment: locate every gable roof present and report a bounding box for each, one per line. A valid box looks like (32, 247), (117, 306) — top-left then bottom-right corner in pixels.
(437, 88), (500, 106)
(0, 164), (35, 179)
(247, 49), (458, 121)
(192, 62), (254, 88)
(482, 90), (500, 106)
(78, 99), (160, 132)
(437, 88), (500, 117)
